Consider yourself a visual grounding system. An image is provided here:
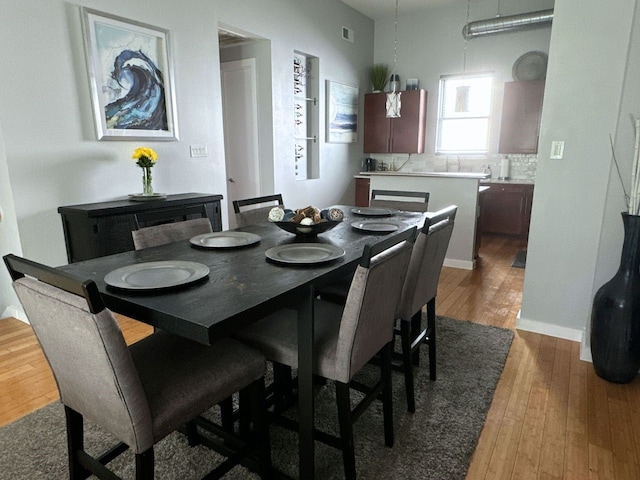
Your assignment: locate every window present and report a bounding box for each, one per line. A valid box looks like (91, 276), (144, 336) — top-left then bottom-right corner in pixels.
(436, 73), (493, 155)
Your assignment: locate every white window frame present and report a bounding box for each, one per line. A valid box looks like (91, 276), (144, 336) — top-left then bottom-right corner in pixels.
(436, 72), (494, 155)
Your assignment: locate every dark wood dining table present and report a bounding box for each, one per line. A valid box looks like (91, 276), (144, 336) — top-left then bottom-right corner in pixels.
(60, 205), (426, 479)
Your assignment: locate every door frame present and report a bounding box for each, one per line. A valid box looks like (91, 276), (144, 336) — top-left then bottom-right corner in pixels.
(220, 58), (260, 228)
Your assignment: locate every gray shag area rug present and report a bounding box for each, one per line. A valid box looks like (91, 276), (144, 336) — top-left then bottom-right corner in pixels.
(0, 316), (513, 479)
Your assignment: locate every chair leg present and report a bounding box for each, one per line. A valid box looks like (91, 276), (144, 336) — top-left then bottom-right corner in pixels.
(410, 310), (422, 366)
(249, 379), (273, 479)
(220, 396), (235, 434)
(65, 406), (90, 480)
(335, 382), (356, 480)
(239, 389), (251, 438)
(134, 448), (154, 480)
(426, 298), (437, 381)
(273, 363), (293, 415)
(185, 419), (199, 447)
(400, 320), (416, 413)
(380, 342), (394, 448)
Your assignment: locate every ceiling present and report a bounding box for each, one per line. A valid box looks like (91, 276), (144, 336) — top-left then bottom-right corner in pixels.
(339, 0), (453, 20)
(217, 1), (453, 46)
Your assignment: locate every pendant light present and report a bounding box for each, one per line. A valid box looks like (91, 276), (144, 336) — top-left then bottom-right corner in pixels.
(455, 0), (472, 113)
(386, 0), (401, 118)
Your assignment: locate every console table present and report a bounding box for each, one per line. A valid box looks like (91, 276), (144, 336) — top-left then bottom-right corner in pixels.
(58, 193), (223, 263)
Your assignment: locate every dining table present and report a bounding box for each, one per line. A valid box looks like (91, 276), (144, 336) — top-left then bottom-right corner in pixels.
(59, 205), (427, 479)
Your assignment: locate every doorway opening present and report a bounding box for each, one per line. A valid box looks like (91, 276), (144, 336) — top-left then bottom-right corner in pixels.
(218, 26), (274, 229)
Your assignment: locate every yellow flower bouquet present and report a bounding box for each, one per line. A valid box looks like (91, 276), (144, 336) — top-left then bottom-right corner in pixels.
(132, 147), (158, 195)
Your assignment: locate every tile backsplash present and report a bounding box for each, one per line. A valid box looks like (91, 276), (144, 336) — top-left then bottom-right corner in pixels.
(365, 153), (538, 182)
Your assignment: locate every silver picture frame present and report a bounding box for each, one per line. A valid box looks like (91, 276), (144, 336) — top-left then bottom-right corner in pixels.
(81, 7), (179, 141)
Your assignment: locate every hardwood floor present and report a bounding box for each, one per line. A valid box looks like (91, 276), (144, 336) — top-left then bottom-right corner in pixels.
(1, 235), (639, 479)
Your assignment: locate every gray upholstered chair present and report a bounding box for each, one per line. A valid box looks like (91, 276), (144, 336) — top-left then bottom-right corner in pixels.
(132, 217), (212, 250)
(318, 206), (457, 413)
(369, 189), (430, 212)
(232, 194), (284, 228)
(318, 189), (428, 306)
(4, 254), (272, 480)
(236, 228), (415, 480)
(396, 205), (457, 412)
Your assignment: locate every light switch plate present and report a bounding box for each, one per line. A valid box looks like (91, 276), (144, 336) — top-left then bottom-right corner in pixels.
(550, 141), (565, 159)
(190, 145), (208, 158)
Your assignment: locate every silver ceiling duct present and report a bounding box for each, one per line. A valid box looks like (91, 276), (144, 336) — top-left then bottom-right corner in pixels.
(462, 9), (554, 39)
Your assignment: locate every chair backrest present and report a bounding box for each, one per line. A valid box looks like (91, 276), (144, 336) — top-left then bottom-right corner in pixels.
(133, 204), (208, 229)
(3, 254), (153, 452)
(132, 217), (213, 250)
(232, 194), (284, 227)
(334, 227), (416, 383)
(369, 189), (430, 212)
(397, 205), (457, 320)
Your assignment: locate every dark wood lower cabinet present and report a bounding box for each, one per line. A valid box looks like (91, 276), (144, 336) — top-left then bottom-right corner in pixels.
(58, 193), (223, 263)
(480, 183), (534, 238)
(355, 177), (370, 207)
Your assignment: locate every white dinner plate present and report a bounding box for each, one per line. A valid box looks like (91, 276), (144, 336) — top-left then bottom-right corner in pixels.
(104, 261), (209, 290)
(190, 231), (261, 248)
(351, 220), (399, 233)
(265, 244), (345, 265)
(350, 207), (395, 217)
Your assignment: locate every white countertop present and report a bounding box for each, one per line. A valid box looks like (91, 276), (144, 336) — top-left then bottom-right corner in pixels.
(481, 178), (535, 185)
(354, 171), (534, 185)
(357, 171), (490, 180)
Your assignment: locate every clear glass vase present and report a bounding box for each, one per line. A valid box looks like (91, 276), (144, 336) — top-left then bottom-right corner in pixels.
(142, 166), (153, 196)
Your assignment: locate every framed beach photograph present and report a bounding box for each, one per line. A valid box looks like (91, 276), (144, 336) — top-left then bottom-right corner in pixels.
(82, 8), (179, 140)
(326, 80), (358, 143)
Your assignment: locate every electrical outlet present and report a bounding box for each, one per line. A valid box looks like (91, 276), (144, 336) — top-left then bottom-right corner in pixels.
(550, 141), (565, 160)
(190, 145), (208, 158)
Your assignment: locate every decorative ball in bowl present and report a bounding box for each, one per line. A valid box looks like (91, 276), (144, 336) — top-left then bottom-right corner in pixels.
(269, 206), (344, 237)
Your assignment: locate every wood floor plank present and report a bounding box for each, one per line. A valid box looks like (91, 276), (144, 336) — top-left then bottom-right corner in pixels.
(466, 332), (527, 479)
(484, 331), (543, 479)
(587, 367), (613, 451)
(589, 443), (616, 480)
(626, 379), (640, 468)
(565, 342), (589, 478)
(537, 338), (571, 478)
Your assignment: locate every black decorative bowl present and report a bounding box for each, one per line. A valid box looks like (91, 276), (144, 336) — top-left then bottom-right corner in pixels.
(272, 220), (342, 237)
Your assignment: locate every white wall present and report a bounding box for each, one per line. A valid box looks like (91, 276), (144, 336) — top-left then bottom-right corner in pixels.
(0, 121), (24, 320)
(0, 0), (373, 310)
(521, 0), (640, 352)
(216, 0), (374, 209)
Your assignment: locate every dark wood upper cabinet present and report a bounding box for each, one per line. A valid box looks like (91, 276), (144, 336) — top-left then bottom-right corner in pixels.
(363, 89), (427, 154)
(498, 80), (545, 154)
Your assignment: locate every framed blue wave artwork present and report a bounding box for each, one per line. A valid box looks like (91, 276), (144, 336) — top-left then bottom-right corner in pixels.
(82, 8), (179, 141)
(326, 81), (358, 144)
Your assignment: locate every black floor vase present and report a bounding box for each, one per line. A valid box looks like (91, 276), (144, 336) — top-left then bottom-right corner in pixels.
(591, 212), (640, 383)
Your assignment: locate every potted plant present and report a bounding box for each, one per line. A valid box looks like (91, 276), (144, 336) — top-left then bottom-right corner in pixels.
(369, 64), (390, 92)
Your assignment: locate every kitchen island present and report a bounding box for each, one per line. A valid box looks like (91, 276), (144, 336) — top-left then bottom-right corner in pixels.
(357, 171), (489, 269)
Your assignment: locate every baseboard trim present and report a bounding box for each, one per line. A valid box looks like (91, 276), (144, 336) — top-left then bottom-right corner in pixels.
(443, 258), (475, 270)
(1, 305), (28, 323)
(516, 314), (583, 343)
